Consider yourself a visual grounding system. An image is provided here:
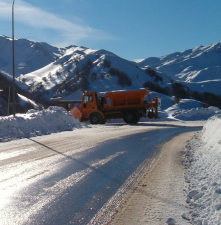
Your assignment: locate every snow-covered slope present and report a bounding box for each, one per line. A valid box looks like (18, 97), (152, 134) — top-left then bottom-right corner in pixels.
(0, 90), (41, 116)
(1, 35), (220, 104)
(0, 69), (28, 90)
(138, 42), (221, 95)
(20, 46), (170, 99)
(0, 35), (70, 77)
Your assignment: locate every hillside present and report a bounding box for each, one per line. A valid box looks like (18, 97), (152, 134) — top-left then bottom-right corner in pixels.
(20, 46), (171, 100)
(0, 35), (69, 77)
(0, 35), (170, 100)
(0, 70), (43, 116)
(0, 35), (221, 114)
(138, 42), (221, 95)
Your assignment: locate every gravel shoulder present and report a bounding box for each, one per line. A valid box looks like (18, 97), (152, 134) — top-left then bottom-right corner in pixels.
(109, 131), (196, 225)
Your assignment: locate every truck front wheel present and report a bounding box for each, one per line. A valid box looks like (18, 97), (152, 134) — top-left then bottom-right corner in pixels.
(123, 110), (138, 124)
(90, 113), (102, 124)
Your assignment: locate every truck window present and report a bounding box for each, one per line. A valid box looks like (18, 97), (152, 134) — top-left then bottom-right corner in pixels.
(83, 95), (93, 104)
(107, 97), (111, 106)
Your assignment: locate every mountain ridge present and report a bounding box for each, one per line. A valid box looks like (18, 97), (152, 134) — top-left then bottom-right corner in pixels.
(0, 35), (220, 113)
(138, 42), (221, 95)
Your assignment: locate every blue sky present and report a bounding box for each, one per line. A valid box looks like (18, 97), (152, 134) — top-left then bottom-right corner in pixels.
(0, 0), (221, 61)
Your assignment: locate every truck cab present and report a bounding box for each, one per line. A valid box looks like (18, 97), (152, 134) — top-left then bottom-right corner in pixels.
(81, 92), (105, 124)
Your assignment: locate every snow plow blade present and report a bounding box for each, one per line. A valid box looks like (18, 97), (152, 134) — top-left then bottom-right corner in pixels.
(69, 106), (82, 121)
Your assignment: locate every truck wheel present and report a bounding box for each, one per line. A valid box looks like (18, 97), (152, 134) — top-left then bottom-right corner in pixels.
(123, 110), (137, 124)
(136, 116), (141, 123)
(148, 111), (155, 119)
(90, 113), (102, 124)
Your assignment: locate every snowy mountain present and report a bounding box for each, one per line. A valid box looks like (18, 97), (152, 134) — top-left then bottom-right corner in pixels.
(0, 35), (221, 111)
(0, 36), (170, 100)
(10, 41), (169, 100)
(138, 42), (221, 95)
(0, 35), (70, 77)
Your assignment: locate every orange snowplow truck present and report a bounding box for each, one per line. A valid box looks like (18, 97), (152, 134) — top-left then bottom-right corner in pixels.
(70, 88), (161, 124)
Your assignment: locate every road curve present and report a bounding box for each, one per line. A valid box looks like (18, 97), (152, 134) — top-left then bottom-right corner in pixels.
(0, 122), (202, 225)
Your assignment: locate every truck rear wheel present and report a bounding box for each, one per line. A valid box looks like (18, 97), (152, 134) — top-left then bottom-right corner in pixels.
(148, 111), (155, 119)
(90, 113), (102, 124)
(123, 109), (138, 124)
(136, 116), (141, 123)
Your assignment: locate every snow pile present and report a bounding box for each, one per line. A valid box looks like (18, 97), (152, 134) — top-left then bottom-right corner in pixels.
(164, 99), (221, 121)
(185, 114), (221, 224)
(148, 92), (221, 121)
(0, 106), (83, 142)
(175, 106), (220, 121)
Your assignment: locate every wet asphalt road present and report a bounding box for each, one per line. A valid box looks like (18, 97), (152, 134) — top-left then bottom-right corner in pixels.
(0, 125), (201, 225)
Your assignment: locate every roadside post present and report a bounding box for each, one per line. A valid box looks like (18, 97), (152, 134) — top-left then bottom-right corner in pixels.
(12, 0), (16, 117)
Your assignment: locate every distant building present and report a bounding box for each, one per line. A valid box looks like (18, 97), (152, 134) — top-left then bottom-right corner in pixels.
(57, 90), (83, 111)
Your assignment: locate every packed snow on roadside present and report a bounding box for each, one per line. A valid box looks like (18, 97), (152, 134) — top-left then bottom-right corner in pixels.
(0, 106), (84, 142)
(0, 93), (220, 142)
(1, 98), (220, 142)
(162, 98), (221, 121)
(184, 114), (221, 224)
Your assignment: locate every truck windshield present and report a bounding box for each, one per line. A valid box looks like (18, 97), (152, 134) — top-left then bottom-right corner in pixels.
(83, 95), (93, 104)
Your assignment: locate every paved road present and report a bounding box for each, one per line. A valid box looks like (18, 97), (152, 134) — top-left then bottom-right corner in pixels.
(0, 123), (202, 225)
(109, 131), (197, 225)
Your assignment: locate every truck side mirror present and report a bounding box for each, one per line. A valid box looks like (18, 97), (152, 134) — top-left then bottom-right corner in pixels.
(83, 103), (86, 108)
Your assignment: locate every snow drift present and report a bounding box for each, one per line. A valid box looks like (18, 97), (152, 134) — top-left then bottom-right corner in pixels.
(0, 106), (82, 142)
(185, 114), (221, 224)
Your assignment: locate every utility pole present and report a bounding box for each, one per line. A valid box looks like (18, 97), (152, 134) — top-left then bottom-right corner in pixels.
(12, 0), (16, 117)
(7, 87), (11, 116)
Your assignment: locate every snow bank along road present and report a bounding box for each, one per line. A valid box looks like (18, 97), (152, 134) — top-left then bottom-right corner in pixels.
(0, 122), (202, 225)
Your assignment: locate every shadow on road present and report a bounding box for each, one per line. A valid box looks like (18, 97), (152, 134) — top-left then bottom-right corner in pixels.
(106, 122), (203, 129)
(28, 137), (123, 183)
